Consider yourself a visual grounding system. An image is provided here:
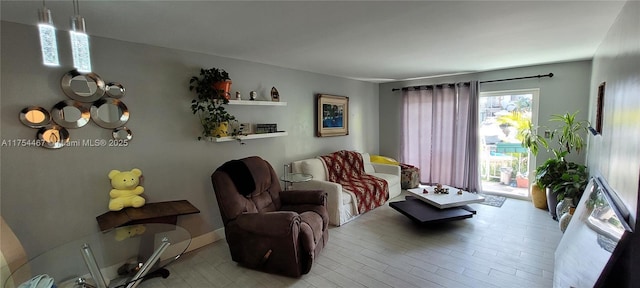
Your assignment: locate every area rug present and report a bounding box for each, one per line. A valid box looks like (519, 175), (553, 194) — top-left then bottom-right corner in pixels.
(479, 194), (507, 207)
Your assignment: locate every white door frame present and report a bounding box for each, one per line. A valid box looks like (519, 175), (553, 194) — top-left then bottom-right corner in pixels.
(480, 88), (540, 197)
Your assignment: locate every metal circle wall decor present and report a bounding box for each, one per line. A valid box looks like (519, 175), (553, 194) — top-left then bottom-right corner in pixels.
(90, 98), (129, 129)
(112, 127), (133, 141)
(51, 100), (90, 128)
(61, 69), (106, 102)
(19, 106), (51, 128)
(37, 125), (70, 149)
(20, 71), (132, 150)
(105, 82), (125, 98)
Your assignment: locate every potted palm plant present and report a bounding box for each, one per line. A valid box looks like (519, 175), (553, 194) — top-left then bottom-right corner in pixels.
(521, 111), (590, 219)
(189, 67), (236, 139)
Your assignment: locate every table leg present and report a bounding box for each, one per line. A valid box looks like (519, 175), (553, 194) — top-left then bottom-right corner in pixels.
(126, 239), (170, 288)
(80, 244), (108, 288)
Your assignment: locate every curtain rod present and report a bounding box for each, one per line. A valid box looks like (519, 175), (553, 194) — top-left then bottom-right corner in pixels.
(391, 73), (554, 91)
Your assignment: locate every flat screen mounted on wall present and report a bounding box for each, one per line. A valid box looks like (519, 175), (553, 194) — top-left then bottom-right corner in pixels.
(554, 175), (632, 287)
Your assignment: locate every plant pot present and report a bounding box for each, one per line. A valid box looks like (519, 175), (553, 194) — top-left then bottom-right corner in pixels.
(211, 122), (229, 137)
(212, 80), (232, 100)
(530, 183), (547, 210)
(546, 187), (559, 220)
(516, 175), (529, 188)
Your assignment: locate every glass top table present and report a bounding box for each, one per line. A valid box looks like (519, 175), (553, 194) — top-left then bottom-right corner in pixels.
(280, 173), (313, 190)
(280, 173), (313, 183)
(4, 223), (191, 288)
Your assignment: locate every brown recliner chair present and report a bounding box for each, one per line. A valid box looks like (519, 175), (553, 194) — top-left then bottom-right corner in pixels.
(211, 156), (329, 277)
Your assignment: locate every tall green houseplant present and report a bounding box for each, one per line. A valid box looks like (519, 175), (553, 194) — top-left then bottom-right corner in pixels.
(189, 67), (235, 139)
(521, 111), (590, 218)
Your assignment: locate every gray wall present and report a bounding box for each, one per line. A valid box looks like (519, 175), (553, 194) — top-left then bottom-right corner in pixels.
(379, 60), (592, 168)
(0, 21), (379, 256)
(587, 0), (639, 226)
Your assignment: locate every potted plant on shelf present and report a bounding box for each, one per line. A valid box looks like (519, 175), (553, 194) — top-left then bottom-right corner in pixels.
(521, 111), (590, 219)
(189, 67), (236, 140)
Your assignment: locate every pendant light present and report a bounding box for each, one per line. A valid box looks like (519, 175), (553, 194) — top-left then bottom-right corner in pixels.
(70, 0), (91, 72)
(37, 0), (59, 66)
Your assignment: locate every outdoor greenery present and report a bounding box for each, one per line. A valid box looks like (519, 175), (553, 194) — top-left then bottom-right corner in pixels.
(521, 111), (590, 201)
(497, 111), (529, 143)
(491, 101), (532, 179)
(189, 67), (236, 139)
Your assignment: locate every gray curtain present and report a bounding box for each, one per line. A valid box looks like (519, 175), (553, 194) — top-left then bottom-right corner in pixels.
(401, 81), (481, 193)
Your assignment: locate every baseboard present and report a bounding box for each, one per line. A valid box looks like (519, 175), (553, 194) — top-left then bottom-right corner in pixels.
(162, 227), (225, 260)
(187, 227), (226, 253)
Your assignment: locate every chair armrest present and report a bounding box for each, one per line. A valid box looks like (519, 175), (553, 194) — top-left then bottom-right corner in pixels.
(235, 211), (300, 237)
(281, 190), (327, 206)
(291, 179), (342, 226)
(372, 163), (401, 176)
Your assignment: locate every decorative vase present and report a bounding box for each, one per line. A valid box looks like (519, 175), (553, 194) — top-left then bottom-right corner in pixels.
(212, 80), (232, 100)
(546, 187), (559, 220)
(556, 197), (574, 220)
(212, 122), (229, 137)
(530, 183), (547, 210)
(559, 212), (572, 233)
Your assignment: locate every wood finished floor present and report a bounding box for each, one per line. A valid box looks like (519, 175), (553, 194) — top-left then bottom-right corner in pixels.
(140, 192), (562, 288)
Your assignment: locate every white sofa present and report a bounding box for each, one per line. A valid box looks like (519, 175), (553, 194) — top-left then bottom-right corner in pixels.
(290, 152), (401, 226)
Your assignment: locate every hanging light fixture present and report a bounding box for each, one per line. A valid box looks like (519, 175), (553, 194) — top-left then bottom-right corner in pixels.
(37, 0), (59, 66)
(70, 0), (91, 72)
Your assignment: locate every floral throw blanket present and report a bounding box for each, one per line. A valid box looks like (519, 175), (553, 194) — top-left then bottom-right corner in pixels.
(319, 150), (389, 214)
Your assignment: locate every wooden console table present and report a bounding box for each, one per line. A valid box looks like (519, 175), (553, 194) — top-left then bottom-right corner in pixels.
(96, 200), (200, 231)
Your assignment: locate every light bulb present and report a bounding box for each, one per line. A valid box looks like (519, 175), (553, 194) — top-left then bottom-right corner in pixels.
(70, 15), (91, 72)
(38, 7), (59, 66)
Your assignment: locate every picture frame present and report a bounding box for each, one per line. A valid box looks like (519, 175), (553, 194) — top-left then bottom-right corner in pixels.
(595, 82), (605, 135)
(316, 94), (349, 137)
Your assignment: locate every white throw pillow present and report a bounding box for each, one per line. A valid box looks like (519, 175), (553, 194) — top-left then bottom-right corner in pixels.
(300, 159), (326, 181)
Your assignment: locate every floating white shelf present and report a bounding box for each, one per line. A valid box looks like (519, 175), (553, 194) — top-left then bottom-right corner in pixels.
(209, 131), (288, 142)
(227, 100), (287, 106)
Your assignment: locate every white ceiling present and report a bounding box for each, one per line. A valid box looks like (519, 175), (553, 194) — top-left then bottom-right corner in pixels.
(0, 1), (626, 83)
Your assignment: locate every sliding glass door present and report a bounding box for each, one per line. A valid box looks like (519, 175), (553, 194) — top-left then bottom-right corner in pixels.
(478, 89), (539, 199)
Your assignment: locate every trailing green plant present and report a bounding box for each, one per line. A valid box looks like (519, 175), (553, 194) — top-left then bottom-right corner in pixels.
(520, 111), (589, 157)
(535, 154), (588, 200)
(549, 111), (588, 155)
(189, 67), (235, 139)
(522, 111), (590, 200)
(535, 157), (563, 189)
(520, 121), (548, 157)
(552, 161), (588, 200)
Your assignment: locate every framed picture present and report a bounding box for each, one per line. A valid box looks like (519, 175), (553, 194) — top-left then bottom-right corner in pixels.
(595, 82), (605, 134)
(317, 94), (349, 137)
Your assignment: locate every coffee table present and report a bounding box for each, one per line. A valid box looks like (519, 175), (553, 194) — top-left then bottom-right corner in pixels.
(4, 223), (191, 288)
(390, 185), (484, 224)
(406, 186), (485, 208)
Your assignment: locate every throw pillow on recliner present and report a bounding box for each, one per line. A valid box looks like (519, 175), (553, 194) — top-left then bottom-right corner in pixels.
(216, 160), (256, 196)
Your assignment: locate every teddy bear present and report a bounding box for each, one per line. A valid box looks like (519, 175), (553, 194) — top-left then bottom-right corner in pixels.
(108, 168), (145, 211)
